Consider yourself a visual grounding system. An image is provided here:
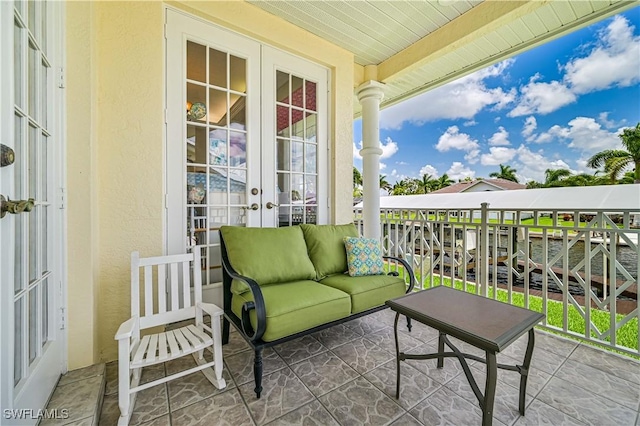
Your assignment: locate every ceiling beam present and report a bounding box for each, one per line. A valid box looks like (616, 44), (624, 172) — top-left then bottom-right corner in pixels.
(378, 0), (550, 82)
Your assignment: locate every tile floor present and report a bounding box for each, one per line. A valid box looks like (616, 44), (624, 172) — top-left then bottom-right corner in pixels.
(90, 309), (640, 426)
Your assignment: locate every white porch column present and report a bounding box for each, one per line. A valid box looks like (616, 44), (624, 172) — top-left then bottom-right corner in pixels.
(356, 81), (385, 240)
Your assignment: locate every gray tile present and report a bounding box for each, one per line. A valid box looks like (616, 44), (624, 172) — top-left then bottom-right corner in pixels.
(290, 351), (359, 397)
(389, 413), (424, 426)
(534, 330), (579, 358)
(365, 326), (424, 355)
(224, 328), (252, 357)
(537, 377), (637, 426)
(319, 376), (405, 426)
(364, 360), (439, 410)
(399, 321), (439, 344)
(312, 324), (360, 349)
(240, 368), (314, 425)
(331, 337), (394, 374)
(98, 393), (120, 426)
(170, 388), (253, 426)
(569, 345), (640, 385)
(404, 342), (464, 385)
(165, 356), (197, 376)
(140, 363), (166, 385)
(226, 348), (287, 386)
(139, 415), (171, 426)
(274, 335), (327, 365)
(498, 363), (551, 398)
(129, 384), (169, 426)
(344, 314), (389, 335)
(513, 400), (587, 426)
(555, 358), (640, 410)
(265, 400), (339, 426)
(105, 361), (118, 396)
(444, 364), (528, 426)
(58, 363), (105, 386)
(409, 385), (492, 426)
(167, 369), (234, 411)
(42, 376), (103, 426)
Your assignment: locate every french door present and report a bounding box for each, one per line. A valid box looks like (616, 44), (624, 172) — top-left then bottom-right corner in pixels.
(0, 1), (65, 422)
(165, 10), (328, 296)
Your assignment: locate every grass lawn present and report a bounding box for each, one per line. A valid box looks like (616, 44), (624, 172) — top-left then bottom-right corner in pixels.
(385, 262), (639, 357)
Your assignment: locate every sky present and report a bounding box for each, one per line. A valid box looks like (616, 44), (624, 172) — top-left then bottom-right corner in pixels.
(353, 7), (640, 185)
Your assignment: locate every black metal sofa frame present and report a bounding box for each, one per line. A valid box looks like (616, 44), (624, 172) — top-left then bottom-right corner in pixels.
(219, 234), (416, 399)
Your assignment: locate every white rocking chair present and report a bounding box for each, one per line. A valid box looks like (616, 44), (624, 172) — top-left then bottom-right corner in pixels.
(115, 250), (226, 425)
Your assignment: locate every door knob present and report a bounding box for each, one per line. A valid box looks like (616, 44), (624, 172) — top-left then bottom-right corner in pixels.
(266, 202), (279, 209)
(0, 195), (35, 218)
(242, 203), (259, 211)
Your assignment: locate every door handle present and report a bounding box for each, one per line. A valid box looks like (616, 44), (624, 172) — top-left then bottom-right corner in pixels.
(242, 203), (259, 211)
(0, 195), (35, 218)
(266, 202), (279, 209)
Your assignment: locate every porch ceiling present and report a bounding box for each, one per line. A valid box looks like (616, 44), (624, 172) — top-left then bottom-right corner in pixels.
(248, 0), (637, 115)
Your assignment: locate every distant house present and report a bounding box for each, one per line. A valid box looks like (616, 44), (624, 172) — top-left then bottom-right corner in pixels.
(431, 178), (526, 194)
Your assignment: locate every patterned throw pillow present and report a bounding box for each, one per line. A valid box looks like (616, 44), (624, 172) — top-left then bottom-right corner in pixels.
(343, 237), (385, 277)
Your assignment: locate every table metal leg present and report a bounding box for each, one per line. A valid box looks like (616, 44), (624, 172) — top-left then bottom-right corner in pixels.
(394, 312), (401, 399)
(519, 328), (535, 415)
(482, 351), (497, 426)
(437, 332), (445, 368)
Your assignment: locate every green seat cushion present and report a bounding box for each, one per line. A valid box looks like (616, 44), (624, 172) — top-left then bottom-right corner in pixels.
(300, 223), (358, 279)
(231, 280), (351, 342)
(221, 226), (316, 291)
(319, 274), (407, 314)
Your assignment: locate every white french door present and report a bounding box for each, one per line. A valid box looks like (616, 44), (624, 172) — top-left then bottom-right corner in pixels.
(165, 9), (328, 299)
(0, 1), (65, 423)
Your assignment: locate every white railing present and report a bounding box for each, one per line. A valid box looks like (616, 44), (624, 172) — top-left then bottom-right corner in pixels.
(354, 204), (640, 356)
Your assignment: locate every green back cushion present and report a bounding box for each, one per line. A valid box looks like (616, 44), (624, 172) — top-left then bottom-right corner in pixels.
(300, 223), (358, 279)
(220, 226), (316, 286)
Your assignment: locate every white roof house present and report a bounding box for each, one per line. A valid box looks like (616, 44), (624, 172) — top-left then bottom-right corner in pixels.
(358, 185), (640, 212)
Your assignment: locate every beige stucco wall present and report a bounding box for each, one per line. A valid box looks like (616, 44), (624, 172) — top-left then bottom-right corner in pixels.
(66, 0), (354, 366)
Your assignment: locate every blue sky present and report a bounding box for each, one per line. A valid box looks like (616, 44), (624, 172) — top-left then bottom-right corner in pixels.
(353, 7), (640, 184)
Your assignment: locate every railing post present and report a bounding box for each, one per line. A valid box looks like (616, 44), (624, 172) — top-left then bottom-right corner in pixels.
(480, 202), (490, 297)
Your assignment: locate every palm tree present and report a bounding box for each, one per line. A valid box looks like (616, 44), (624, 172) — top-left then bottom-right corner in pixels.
(353, 167), (363, 198)
(418, 174), (435, 194)
(489, 164), (519, 183)
(434, 174), (453, 190)
(544, 168), (572, 187)
(587, 122), (640, 183)
(379, 175), (392, 192)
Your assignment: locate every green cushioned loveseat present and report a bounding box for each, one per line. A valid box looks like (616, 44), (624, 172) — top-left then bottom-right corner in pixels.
(219, 223), (415, 398)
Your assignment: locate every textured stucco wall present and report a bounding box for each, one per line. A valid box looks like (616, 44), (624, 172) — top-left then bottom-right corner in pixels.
(66, 0), (354, 364)
(95, 1), (165, 362)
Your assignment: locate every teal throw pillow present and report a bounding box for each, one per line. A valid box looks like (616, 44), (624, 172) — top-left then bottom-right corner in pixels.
(343, 237), (385, 277)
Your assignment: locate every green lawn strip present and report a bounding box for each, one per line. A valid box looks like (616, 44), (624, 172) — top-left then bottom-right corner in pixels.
(411, 273), (639, 357)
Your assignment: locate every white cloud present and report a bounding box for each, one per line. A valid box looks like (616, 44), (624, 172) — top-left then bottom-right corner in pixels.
(533, 124), (567, 144)
(564, 16), (640, 94)
(379, 60), (516, 129)
(380, 162), (387, 171)
(488, 126), (510, 146)
(514, 145), (574, 182)
(435, 126), (479, 152)
(446, 162), (475, 181)
(464, 149), (480, 164)
(419, 164), (439, 178)
(480, 147), (517, 166)
(352, 137), (399, 160)
(463, 120), (477, 127)
(522, 116), (537, 141)
(564, 117), (624, 153)
(508, 75), (577, 117)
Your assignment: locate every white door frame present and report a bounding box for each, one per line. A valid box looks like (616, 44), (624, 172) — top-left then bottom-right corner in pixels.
(0, 0), (67, 421)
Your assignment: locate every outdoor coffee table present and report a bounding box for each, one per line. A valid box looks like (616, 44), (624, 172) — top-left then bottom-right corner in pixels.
(386, 286), (545, 426)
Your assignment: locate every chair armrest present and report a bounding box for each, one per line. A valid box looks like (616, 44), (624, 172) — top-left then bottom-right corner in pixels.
(115, 316), (139, 340)
(197, 302), (223, 317)
(383, 255), (416, 293)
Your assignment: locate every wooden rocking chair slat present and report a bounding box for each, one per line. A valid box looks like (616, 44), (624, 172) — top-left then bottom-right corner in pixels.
(116, 250), (225, 425)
